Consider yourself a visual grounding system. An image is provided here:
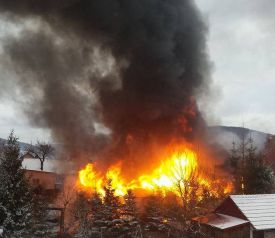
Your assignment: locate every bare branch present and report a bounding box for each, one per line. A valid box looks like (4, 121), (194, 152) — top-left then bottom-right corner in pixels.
(27, 141), (54, 171)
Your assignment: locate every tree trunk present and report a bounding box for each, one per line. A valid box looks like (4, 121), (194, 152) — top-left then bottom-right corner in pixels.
(40, 160), (44, 171)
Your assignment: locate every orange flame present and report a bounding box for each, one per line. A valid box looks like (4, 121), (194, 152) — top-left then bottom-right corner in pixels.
(78, 147), (232, 198)
(138, 149), (198, 194)
(78, 164), (105, 196)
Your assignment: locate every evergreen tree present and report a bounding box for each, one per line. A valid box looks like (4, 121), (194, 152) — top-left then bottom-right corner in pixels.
(90, 192), (105, 222)
(72, 192), (92, 238)
(102, 179), (131, 238)
(31, 196), (57, 238)
(73, 184), (143, 238)
(103, 179), (121, 220)
(244, 152), (274, 194)
(229, 135), (274, 194)
(0, 131), (34, 237)
(123, 190), (138, 218)
(122, 190), (142, 238)
(142, 195), (168, 233)
(229, 141), (239, 172)
(163, 194), (182, 223)
(89, 192), (109, 238)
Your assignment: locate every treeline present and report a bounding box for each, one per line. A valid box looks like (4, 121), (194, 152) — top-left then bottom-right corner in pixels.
(65, 182), (221, 238)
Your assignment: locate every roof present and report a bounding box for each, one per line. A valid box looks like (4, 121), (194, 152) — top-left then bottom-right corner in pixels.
(22, 157), (76, 175)
(22, 158), (60, 173)
(230, 194), (275, 230)
(193, 213), (249, 230)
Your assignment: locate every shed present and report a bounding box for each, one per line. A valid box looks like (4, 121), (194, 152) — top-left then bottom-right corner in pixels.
(193, 213), (250, 238)
(193, 194), (275, 238)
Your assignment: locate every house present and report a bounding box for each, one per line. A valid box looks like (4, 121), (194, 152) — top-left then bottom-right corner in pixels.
(22, 153), (64, 191)
(21, 151), (77, 193)
(193, 194), (275, 238)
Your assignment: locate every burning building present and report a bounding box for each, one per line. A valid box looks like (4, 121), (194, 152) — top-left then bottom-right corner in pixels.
(77, 144), (232, 199)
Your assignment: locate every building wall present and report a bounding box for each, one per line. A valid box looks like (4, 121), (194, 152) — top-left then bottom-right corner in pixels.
(265, 230), (275, 238)
(215, 197), (247, 220)
(200, 224), (250, 238)
(25, 170), (57, 190)
(253, 230), (264, 238)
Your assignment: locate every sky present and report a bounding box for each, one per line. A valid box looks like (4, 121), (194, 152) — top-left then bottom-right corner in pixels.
(0, 0), (275, 142)
(197, 0), (275, 134)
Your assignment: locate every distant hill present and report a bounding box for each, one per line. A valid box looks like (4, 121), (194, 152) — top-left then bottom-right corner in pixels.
(0, 137), (31, 153)
(207, 126), (271, 151)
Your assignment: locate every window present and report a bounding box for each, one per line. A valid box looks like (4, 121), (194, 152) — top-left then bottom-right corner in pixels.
(55, 175), (64, 190)
(55, 175), (64, 185)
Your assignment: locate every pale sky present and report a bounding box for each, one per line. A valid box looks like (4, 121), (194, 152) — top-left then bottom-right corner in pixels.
(197, 0), (275, 134)
(0, 0), (275, 142)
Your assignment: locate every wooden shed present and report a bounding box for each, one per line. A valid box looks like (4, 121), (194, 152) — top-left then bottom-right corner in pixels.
(193, 213), (250, 238)
(193, 194), (275, 238)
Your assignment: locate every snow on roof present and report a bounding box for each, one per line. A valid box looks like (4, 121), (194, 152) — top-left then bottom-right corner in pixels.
(193, 213), (249, 230)
(22, 158), (60, 173)
(22, 157), (77, 175)
(230, 194), (275, 230)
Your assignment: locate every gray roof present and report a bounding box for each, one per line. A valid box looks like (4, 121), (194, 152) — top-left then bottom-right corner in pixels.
(230, 194), (275, 230)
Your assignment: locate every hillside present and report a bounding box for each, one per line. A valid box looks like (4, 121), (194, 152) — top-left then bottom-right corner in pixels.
(207, 126), (270, 151)
(0, 137), (31, 153)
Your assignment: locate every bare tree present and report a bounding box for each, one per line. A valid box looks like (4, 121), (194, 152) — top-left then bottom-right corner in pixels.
(28, 141), (54, 171)
(170, 151), (205, 236)
(55, 183), (77, 234)
(171, 150), (226, 237)
(174, 164), (200, 220)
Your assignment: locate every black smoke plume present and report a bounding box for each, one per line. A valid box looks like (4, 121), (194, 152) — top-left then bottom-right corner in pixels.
(0, 0), (210, 170)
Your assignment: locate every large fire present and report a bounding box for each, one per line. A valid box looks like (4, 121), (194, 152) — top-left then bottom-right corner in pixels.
(78, 146), (232, 198)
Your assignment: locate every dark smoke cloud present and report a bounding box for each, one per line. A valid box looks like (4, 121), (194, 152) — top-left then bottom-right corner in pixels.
(0, 0), (211, 168)
(1, 26), (109, 160)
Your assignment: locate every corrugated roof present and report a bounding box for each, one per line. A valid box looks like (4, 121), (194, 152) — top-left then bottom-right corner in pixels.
(193, 213), (249, 230)
(230, 194), (275, 230)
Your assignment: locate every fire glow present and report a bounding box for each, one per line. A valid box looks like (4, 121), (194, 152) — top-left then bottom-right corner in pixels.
(78, 146), (232, 198)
